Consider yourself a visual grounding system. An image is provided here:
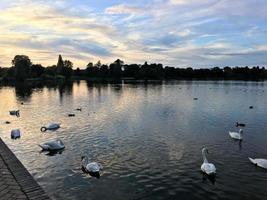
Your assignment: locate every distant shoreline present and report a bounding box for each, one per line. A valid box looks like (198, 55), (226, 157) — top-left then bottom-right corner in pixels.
(1, 76), (266, 85)
(1, 55), (266, 82)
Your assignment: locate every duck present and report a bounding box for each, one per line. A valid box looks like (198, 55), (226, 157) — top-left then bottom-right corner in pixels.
(68, 114), (75, 117)
(249, 106), (253, 109)
(39, 139), (65, 151)
(76, 108), (82, 111)
(249, 157), (267, 170)
(193, 98), (198, 100)
(81, 155), (103, 178)
(41, 123), (60, 132)
(236, 122), (246, 127)
(11, 129), (21, 139)
(9, 110), (20, 117)
(201, 147), (216, 175)
(229, 129), (243, 140)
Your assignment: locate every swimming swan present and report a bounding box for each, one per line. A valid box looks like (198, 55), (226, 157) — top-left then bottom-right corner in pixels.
(201, 147), (216, 175)
(41, 123), (60, 132)
(249, 157), (267, 170)
(39, 139), (65, 151)
(81, 155), (103, 178)
(229, 129), (243, 140)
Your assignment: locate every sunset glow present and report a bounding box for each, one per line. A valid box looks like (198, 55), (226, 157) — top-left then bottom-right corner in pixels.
(0, 0), (267, 68)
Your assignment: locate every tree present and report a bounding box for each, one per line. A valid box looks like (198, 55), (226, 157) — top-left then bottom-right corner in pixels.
(110, 59), (123, 78)
(55, 55), (73, 78)
(99, 64), (109, 77)
(12, 55), (32, 81)
(74, 67), (81, 76)
(123, 64), (140, 77)
(63, 60), (73, 68)
(0, 67), (14, 80)
(56, 54), (64, 75)
(164, 66), (176, 79)
(86, 62), (99, 77)
(114, 59), (124, 66)
(30, 64), (45, 78)
(87, 62), (93, 68)
(62, 60), (73, 78)
(94, 60), (102, 68)
(45, 65), (57, 77)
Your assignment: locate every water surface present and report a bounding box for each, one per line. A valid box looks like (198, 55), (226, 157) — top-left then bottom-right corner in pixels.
(0, 80), (267, 200)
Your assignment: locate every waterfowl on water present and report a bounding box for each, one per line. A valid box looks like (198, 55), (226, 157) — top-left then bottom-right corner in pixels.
(68, 114), (75, 117)
(9, 110), (20, 117)
(236, 122), (246, 127)
(39, 139), (65, 151)
(41, 123), (60, 132)
(11, 129), (21, 139)
(229, 129), (243, 140)
(194, 98), (198, 100)
(76, 108), (82, 111)
(81, 155), (103, 179)
(249, 106), (253, 109)
(201, 147), (216, 176)
(249, 158), (267, 170)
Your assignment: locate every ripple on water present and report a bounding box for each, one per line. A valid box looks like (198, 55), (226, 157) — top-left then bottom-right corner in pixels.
(1, 81), (267, 200)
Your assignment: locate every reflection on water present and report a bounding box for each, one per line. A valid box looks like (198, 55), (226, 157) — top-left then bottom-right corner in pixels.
(1, 80), (267, 200)
(202, 173), (216, 185)
(40, 149), (65, 157)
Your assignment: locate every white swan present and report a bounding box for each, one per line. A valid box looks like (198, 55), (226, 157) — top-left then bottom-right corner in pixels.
(81, 156), (103, 173)
(39, 139), (65, 151)
(11, 129), (21, 139)
(201, 147), (216, 175)
(229, 129), (243, 140)
(41, 123), (60, 132)
(249, 157), (267, 169)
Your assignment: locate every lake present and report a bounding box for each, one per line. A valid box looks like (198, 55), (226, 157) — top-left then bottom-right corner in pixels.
(0, 80), (267, 200)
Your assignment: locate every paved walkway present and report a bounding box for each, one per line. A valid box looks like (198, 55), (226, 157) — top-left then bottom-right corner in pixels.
(0, 138), (50, 200)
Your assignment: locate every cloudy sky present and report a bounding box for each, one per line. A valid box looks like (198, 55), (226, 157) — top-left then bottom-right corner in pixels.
(0, 0), (267, 68)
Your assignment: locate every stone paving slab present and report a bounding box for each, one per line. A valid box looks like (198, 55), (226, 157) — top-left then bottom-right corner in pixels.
(0, 138), (50, 200)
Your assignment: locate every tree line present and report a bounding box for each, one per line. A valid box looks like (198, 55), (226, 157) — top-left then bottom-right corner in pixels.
(0, 54), (266, 81)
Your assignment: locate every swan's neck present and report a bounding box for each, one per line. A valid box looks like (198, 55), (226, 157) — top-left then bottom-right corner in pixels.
(202, 149), (208, 163)
(82, 156), (89, 166)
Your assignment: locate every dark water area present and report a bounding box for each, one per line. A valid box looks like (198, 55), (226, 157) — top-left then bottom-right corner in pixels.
(0, 80), (267, 200)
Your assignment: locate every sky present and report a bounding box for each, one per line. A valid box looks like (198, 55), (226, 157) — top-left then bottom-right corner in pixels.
(0, 0), (267, 68)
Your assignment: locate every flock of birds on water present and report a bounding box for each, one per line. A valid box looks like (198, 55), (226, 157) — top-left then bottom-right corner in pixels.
(201, 120), (267, 177)
(3, 98), (267, 180)
(6, 107), (103, 178)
